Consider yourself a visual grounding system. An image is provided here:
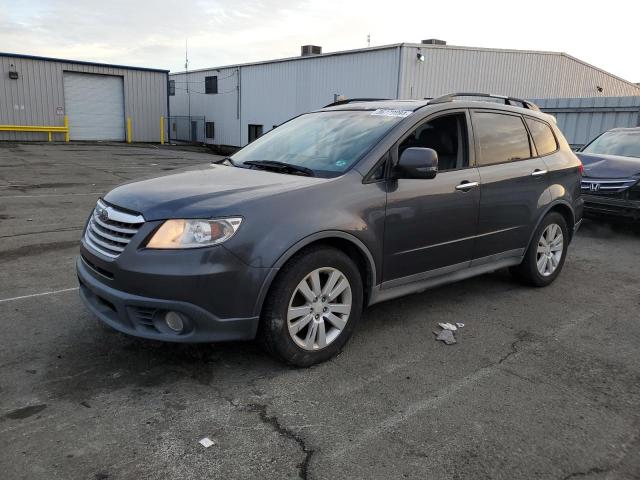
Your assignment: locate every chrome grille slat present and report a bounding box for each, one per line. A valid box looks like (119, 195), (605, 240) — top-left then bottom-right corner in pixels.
(93, 214), (138, 234)
(581, 178), (638, 194)
(84, 200), (145, 259)
(89, 220), (131, 244)
(86, 230), (126, 252)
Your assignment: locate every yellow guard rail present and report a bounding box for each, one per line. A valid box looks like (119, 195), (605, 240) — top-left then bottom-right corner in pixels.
(0, 116), (70, 142)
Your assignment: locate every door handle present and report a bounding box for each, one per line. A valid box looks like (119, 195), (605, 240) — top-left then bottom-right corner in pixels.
(531, 169), (548, 177)
(455, 181), (479, 191)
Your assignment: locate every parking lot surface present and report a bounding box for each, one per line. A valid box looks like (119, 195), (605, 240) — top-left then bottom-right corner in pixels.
(1, 142), (639, 480)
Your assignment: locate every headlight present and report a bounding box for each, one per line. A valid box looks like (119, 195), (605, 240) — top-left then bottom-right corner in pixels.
(146, 218), (242, 249)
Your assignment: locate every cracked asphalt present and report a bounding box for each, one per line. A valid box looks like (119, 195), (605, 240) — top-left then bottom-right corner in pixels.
(1, 143), (640, 480)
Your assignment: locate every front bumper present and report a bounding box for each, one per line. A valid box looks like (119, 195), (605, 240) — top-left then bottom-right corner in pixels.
(582, 194), (640, 220)
(77, 240), (274, 343)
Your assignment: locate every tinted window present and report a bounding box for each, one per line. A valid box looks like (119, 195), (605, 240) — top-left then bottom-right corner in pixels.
(399, 114), (468, 171)
(526, 118), (557, 156)
(248, 124), (263, 143)
(205, 76), (218, 94)
(582, 130), (640, 158)
(205, 122), (215, 139)
(473, 112), (531, 166)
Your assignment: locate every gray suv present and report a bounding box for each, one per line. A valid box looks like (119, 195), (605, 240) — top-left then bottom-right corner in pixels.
(77, 93), (583, 366)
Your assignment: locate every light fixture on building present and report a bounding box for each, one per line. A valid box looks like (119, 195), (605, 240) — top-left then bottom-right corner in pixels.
(596, 85), (603, 93)
(8, 63), (18, 80)
(416, 50), (425, 62)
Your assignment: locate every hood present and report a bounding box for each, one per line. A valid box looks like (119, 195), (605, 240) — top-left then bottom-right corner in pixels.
(103, 164), (325, 220)
(577, 152), (640, 179)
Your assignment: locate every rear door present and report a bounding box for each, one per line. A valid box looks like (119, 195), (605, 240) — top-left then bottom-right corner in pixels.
(382, 110), (481, 283)
(471, 110), (551, 260)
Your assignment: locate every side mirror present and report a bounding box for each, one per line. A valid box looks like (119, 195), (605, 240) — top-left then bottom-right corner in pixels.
(396, 147), (438, 179)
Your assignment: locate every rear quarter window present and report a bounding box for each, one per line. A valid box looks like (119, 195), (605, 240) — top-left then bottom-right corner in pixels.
(472, 112), (531, 166)
(526, 117), (558, 156)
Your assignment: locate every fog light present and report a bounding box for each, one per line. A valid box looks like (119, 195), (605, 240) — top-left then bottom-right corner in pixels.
(164, 311), (184, 332)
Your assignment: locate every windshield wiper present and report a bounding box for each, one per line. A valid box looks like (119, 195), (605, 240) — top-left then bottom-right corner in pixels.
(243, 160), (314, 176)
(211, 157), (238, 167)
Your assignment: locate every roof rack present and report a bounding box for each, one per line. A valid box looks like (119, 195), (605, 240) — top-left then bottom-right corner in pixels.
(323, 98), (391, 108)
(427, 93), (540, 111)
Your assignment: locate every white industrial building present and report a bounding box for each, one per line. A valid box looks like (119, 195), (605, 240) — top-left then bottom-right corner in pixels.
(169, 41), (640, 147)
(1, 53), (169, 142)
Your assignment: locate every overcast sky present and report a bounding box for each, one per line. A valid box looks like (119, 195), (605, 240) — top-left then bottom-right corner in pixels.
(2, 0), (639, 82)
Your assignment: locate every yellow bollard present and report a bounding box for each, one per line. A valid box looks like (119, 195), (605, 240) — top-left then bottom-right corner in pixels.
(126, 117), (132, 144)
(64, 115), (69, 142)
(160, 116), (165, 145)
(48, 131), (52, 142)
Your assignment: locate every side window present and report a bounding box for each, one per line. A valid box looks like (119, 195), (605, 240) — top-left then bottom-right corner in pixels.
(473, 112), (531, 166)
(205, 76), (218, 94)
(526, 117), (558, 156)
(398, 113), (468, 171)
(248, 124), (263, 143)
(205, 122), (215, 139)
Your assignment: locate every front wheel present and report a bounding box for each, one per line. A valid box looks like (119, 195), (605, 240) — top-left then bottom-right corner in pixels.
(511, 212), (569, 287)
(259, 246), (363, 367)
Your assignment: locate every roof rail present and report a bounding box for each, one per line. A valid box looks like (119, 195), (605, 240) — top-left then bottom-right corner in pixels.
(323, 98), (391, 108)
(427, 93), (540, 111)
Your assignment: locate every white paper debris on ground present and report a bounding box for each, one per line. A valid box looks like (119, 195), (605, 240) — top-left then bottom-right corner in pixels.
(199, 437), (215, 448)
(438, 322), (457, 331)
(456, 322), (465, 328)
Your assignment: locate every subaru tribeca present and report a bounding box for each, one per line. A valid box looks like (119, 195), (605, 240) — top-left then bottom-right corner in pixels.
(77, 93), (583, 366)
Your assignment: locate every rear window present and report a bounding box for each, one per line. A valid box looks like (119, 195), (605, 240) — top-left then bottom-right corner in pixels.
(526, 118), (557, 156)
(473, 112), (531, 166)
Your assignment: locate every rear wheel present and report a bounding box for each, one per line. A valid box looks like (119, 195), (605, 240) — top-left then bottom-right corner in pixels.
(259, 246), (363, 367)
(511, 212), (569, 287)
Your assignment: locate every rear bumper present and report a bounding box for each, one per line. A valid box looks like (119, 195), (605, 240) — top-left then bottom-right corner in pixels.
(582, 194), (640, 220)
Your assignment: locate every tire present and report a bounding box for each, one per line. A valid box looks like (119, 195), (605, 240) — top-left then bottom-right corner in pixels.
(259, 246), (363, 367)
(510, 212), (569, 287)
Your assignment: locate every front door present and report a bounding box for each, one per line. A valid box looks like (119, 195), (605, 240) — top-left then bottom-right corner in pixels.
(383, 111), (481, 284)
(470, 110), (551, 259)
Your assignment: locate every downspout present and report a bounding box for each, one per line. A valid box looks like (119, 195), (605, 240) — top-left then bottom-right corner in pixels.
(395, 43), (404, 99)
(166, 72), (171, 143)
(237, 66), (242, 147)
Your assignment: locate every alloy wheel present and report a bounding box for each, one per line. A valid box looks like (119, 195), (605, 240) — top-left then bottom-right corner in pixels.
(287, 267), (352, 351)
(536, 223), (564, 277)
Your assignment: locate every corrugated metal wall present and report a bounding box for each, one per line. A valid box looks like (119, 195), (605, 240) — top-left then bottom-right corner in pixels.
(0, 54), (168, 142)
(239, 47), (399, 145)
(169, 67), (240, 147)
(534, 96), (640, 148)
(169, 47), (399, 146)
(399, 44), (640, 100)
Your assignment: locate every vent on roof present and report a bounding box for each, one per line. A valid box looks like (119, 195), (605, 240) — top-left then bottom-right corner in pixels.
(421, 39), (446, 45)
(301, 45), (322, 56)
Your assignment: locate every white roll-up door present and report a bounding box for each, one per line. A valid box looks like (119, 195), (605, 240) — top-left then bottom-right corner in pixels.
(63, 72), (125, 141)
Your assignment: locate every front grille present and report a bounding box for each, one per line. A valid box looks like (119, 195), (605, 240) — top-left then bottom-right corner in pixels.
(581, 178), (638, 195)
(84, 199), (145, 259)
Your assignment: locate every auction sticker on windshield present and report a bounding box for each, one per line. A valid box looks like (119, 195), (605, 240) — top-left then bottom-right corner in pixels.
(370, 109), (413, 118)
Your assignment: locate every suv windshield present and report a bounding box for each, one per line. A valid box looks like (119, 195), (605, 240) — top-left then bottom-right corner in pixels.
(582, 130), (640, 159)
(231, 110), (409, 177)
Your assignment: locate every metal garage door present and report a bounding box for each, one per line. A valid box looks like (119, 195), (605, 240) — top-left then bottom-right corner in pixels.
(63, 72), (125, 141)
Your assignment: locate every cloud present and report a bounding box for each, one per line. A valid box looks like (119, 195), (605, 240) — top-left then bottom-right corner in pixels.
(1, 0), (639, 81)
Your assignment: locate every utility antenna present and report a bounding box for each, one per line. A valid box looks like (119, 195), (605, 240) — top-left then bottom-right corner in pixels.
(367, 34), (371, 47)
(185, 39), (191, 139)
